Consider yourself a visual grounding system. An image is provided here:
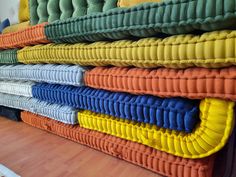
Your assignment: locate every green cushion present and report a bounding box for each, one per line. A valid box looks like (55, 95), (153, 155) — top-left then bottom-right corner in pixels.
(30, 0), (118, 25)
(45, 0), (236, 43)
(0, 49), (18, 64)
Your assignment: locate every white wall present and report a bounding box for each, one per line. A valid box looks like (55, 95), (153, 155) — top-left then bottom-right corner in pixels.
(0, 0), (20, 24)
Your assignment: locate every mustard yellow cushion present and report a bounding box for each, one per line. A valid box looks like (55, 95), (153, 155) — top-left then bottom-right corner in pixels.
(118, 0), (162, 7)
(19, 0), (30, 22)
(18, 30), (236, 69)
(2, 21), (30, 34)
(78, 98), (234, 159)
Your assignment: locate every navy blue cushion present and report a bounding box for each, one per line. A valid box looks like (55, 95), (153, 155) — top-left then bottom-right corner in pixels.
(0, 106), (21, 121)
(0, 19), (10, 33)
(32, 83), (200, 133)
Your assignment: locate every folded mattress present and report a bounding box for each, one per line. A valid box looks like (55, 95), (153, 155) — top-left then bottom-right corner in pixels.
(32, 84), (199, 133)
(0, 92), (78, 124)
(21, 111), (215, 177)
(0, 23), (49, 49)
(18, 30), (236, 69)
(30, 0), (118, 25)
(85, 67), (236, 101)
(0, 64), (85, 86)
(0, 80), (34, 97)
(0, 106), (21, 121)
(45, 0), (236, 43)
(78, 98), (234, 159)
(0, 49), (18, 64)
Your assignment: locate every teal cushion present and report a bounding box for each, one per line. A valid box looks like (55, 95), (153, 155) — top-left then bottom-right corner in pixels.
(45, 0), (236, 43)
(0, 49), (18, 64)
(30, 0), (118, 25)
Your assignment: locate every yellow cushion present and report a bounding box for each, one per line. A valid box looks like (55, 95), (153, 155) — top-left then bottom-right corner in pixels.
(19, 0), (30, 22)
(2, 21), (30, 34)
(78, 98), (234, 159)
(18, 30), (236, 69)
(118, 0), (162, 7)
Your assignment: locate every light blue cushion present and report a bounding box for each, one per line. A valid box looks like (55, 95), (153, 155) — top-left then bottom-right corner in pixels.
(0, 92), (78, 124)
(0, 64), (85, 86)
(0, 80), (34, 97)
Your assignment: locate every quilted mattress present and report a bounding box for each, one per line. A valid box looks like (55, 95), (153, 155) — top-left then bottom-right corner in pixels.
(0, 23), (49, 49)
(0, 64), (85, 86)
(21, 111), (215, 177)
(18, 30), (236, 69)
(0, 106), (21, 121)
(45, 0), (236, 43)
(30, 0), (118, 25)
(0, 92), (78, 124)
(32, 84), (199, 133)
(85, 67), (236, 101)
(0, 80), (34, 97)
(0, 49), (18, 64)
(78, 98), (235, 159)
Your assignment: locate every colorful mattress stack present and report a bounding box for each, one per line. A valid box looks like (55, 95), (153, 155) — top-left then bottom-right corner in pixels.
(0, 0), (236, 176)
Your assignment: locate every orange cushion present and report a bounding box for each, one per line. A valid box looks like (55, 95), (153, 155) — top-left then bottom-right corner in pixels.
(85, 66), (236, 101)
(21, 111), (215, 177)
(0, 23), (49, 49)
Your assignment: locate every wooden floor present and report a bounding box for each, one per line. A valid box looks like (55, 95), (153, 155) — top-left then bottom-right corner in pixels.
(0, 117), (163, 177)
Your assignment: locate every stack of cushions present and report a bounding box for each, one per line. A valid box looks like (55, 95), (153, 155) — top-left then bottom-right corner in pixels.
(0, 0), (236, 176)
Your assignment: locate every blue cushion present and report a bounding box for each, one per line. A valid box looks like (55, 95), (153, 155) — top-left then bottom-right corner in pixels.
(0, 19), (10, 33)
(0, 64), (85, 86)
(32, 83), (200, 132)
(0, 106), (21, 121)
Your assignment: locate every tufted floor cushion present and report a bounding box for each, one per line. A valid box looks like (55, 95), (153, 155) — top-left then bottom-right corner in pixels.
(0, 106), (21, 121)
(30, 0), (118, 25)
(85, 67), (236, 101)
(0, 64), (85, 86)
(45, 0), (236, 43)
(18, 30), (236, 68)
(0, 49), (18, 64)
(0, 80), (34, 97)
(21, 111), (215, 177)
(0, 93), (78, 124)
(0, 23), (49, 49)
(32, 84), (200, 133)
(78, 98), (235, 159)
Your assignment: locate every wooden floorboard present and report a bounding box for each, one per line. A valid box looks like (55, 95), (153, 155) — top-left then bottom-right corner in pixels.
(0, 117), (163, 177)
